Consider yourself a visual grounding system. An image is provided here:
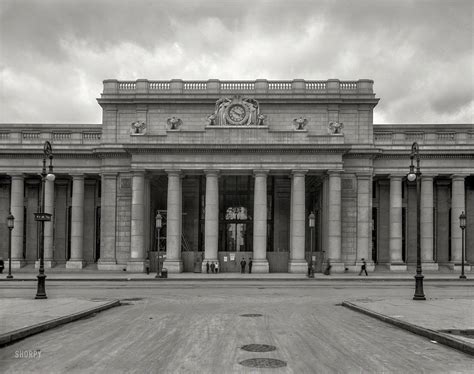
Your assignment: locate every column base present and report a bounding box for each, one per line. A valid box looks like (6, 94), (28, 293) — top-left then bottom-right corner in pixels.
(421, 262), (439, 271)
(97, 260), (122, 271)
(163, 259), (183, 273)
(10, 260), (26, 269)
(389, 263), (407, 271)
(250, 259), (269, 273)
(450, 263), (471, 272)
(35, 260), (56, 269)
(66, 260), (86, 269)
(127, 260), (147, 272)
(201, 258), (218, 273)
(288, 259), (308, 273)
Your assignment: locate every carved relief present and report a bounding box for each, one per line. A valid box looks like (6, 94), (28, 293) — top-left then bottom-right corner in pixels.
(167, 117), (182, 130)
(207, 96), (265, 126)
(131, 121), (146, 135)
(329, 121), (344, 134)
(293, 117), (308, 130)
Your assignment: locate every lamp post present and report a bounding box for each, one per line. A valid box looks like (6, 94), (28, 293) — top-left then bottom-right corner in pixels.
(459, 211), (467, 279)
(407, 142), (425, 300)
(309, 212), (315, 278)
(155, 212), (162, 278)
(34, 141), (55, 299)
(7, 212), (14, 279)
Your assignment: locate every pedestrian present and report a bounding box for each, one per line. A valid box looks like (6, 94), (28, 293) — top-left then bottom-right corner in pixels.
(0, 258), (4, 274)
(240, 258), (246, 273)
(206, 261), (210, 274)
(210, 262), (215, 273)
(248, 259), (252, 274)
(324, 259), (331, 275)
(215, 262), (219, 273)
(359, 258), (368, 276)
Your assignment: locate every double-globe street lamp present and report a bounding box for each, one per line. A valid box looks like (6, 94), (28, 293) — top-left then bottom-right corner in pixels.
(7, 212), (14, 279)
(308, 212), (315, 278)
(34, 141), (55, 299)
(155, 212), (163, 278)
(407, 142), (426, 300)
(459, 211), (467, 280)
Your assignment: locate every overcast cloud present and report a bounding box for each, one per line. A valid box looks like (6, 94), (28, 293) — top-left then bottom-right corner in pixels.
(0, 0), (472, 124)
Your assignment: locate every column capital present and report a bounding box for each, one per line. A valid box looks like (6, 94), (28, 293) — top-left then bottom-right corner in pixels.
(165, 169), (182, 177)
(102, 172), (118, 178)
(327, 169), (343, 176)
(291, 169), (308, 176)
(356, 173), (373, 180)
(389, 174), (404, 180)
(451, 174), (468, 181)
(204, 169), (220, 177)
(9, 173), (25, 180)
(70, 173), (85, 180)
(253, 169), (269, 177)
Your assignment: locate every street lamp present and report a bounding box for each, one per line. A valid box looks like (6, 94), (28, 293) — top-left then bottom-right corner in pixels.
(407, 142), (425, 300)
(308, 212), (315, 278)
(155, 212), (162, 278)
(459, 211), (467, 280)
(7, 212), (14, 279)
(34, 141), (55, 299)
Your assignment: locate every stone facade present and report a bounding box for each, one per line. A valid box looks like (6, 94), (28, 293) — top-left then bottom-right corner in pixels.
(0, 79), (472, 273)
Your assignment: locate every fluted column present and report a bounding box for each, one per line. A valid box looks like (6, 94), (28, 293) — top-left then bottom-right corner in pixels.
(10, 174), (25, 268)
(451, 175), (466, 266)
(98, 173), (119, 270)
(356, 174), (372, 270)
(327, 170), (344, 272)
(163, 170), (183, 272)
(389, 175), (406, 270)
(252, 170), (269, 273)
(127, 171), (147, 272)
(66, 175), (85, 268)
(421, 176), (437, 270)
(289, 170), (307, 273)
(202, 170), (219, 272)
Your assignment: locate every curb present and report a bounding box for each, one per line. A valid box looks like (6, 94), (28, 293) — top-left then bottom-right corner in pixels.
(1, 277), (472, 282)
(342, 301), (474, 356)
(0, 299), (120, 347)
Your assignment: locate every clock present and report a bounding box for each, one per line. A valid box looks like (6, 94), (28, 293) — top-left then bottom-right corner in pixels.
(226, 104), (248, 125)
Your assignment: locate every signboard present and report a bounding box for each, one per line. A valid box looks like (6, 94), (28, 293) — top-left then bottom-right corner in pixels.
(230, 253), (235, 261)
(34, 213), (52, 222)
(223, 256), (228, 262)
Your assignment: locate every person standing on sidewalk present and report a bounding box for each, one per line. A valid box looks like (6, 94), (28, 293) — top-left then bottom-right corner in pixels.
(210, 262), (215, 273)
(248, 259), (252, 274)
(215, 262), (219, 273)
(206, 261), (210, 274)
(359, 258), (368, 276)
(240, 259), (246, 273)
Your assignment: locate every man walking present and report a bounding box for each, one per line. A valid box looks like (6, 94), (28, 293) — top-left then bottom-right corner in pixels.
(359, 258), (368, 276)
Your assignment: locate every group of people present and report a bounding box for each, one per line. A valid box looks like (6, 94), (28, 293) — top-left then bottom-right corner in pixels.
(205, 261), (219, 273)
(240, 258), (252, 273)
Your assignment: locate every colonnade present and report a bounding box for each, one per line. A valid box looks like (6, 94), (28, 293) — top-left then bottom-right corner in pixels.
(386, 174), (469, 270)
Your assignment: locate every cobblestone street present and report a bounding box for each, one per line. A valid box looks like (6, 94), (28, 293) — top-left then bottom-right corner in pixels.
(1, 280), (473, 373)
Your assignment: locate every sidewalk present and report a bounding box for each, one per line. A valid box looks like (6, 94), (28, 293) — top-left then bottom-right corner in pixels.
(343, 298), (474, 356)
(0, 298), (120, 347)
(1, 267), (472, 281)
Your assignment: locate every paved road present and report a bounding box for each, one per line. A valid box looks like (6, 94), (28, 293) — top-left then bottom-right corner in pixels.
(1, 281), (473, 373)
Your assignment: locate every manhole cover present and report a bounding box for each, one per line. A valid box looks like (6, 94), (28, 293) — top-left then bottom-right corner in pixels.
(239, 358), (287, 368)
(241, 344), (276, 352)
(240, 313), (263, 317)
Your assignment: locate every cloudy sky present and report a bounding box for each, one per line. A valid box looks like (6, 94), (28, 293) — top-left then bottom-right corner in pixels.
(0, 0), (472, 125)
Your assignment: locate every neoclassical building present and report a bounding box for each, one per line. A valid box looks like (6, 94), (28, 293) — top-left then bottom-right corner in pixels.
(0, 79), (472, 273)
